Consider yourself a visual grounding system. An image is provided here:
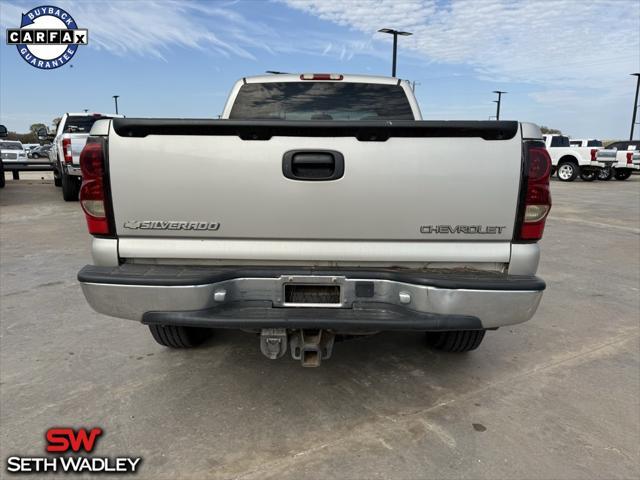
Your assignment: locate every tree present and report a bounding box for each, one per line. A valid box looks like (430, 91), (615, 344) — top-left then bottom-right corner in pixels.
(29, 123), (46, 133)
(539, 126), (562, 134)
(52, 117), (61, 129)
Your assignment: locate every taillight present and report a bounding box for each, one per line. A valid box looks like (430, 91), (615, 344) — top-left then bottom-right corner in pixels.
(590, 149), (598, 162)
(62, 138), (72, 164)
(299, 73), (344, 80)
(627, 152), (633, 165)
(516, 143), (552, 241)
(79, 137), (111, 235)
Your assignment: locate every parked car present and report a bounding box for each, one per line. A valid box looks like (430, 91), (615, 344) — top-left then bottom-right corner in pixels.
(0, 124), (7, 188)
(29, 144), (51, 159)
(1, 140), (28, 180)
(48, 112), (123, 200)
(1, 138), (54, 179)
(77, 73), (551, 367)
(592, 141), (640, 181)
(22, 143), (40, 154)
(544, 134), (602, 181)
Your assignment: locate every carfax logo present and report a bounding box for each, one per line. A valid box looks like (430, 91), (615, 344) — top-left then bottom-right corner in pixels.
(5, 5), (88, 69)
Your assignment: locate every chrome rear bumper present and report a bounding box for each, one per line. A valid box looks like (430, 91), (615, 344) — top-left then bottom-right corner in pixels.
(79, 265), (544, 330)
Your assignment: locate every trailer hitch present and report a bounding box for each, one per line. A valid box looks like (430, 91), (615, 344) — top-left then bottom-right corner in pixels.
(289, 330), (336, 367)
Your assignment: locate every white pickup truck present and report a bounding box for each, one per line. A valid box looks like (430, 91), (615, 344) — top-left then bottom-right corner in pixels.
(544, 134), (602, 182)
(592, 140), (640, 181)
(76, 73), (551, 367)
(48, 112), (123, 200)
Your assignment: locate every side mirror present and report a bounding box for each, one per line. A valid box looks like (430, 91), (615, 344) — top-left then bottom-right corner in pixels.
(0, 124), (7, 138)
(37, 127), (53, 140)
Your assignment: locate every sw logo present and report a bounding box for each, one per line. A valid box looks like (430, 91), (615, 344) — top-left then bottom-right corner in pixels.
(46, 427), (103, 453)
(5, 5), (88, 70)
(5, 427), (142, 474)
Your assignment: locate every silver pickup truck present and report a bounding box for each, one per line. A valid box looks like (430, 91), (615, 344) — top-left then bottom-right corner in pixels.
(77, 74), (551, 366)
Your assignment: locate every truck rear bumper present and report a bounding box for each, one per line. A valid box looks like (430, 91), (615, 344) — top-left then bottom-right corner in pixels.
(78, 265), (545, 330)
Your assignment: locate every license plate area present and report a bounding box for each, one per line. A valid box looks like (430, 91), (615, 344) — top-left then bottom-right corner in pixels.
(278, 276), (345, 308)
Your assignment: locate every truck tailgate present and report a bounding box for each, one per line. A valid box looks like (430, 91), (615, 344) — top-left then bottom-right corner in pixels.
(106, 120), (522, 262)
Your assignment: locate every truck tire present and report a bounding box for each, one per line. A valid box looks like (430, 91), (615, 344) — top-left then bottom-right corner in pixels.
(61, 171), (80, 201)
(148, 324), (211, 348)
(579, 169), (596, 181)
(557, 161), (578, 182)
(0, 161), (5, 188)
(54, 163), (62, 187)
(614, 170), (632, 181)
(550, 166), (557, 177)
(597, 167), (612, 181)
(426, 330), (486, 352)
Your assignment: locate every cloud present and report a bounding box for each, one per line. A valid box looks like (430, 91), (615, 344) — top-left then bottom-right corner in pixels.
(283, 0), (640, 91)
(0, 0), (271, 60)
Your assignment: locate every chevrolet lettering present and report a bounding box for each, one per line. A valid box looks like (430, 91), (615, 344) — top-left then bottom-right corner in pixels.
(420, 225), (507, 234)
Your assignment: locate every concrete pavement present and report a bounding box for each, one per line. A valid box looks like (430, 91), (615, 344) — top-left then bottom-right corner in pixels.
(1, 174), (638, 479)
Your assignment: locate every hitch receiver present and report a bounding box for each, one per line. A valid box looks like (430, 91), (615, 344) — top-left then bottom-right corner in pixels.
(290, 330), (336, 367)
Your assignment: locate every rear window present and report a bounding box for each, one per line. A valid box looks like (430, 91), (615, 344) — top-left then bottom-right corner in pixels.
(229, 82), (414, 121)
(608, 141), (640, 150)
(550, 136), (570, 147)
(63, 115), (110, 133)
(0, 142), (22, 150)
(586, 140), (602, 147)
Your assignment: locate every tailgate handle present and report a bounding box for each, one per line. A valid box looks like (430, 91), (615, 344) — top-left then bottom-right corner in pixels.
(283, 150), (344, 181)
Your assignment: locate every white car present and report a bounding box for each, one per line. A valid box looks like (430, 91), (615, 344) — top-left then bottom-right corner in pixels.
(543, 134), (602, 181)
(0, 140), (28, 180)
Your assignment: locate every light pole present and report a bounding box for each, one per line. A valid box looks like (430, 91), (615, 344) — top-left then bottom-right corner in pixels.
(493, 90), (507, 120)
(378, 28), (412, 77)
(113, 95), (119, 114)
(630, 73), (640, 141)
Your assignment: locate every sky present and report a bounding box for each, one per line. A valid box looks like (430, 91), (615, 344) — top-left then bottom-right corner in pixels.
(0, 0), (639, 138)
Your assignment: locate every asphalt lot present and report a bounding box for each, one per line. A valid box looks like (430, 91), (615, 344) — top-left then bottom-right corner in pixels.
(1, 172), (639, 480)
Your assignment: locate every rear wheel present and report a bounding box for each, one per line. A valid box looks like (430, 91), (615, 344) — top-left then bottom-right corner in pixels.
(61, 170), (80, 201)
(614, 169), (632, 181)
(557, 161), (578, 182)
(53, 164), (62, 187)
(426, 330), (486, 352)
(148, 324), (212, 348)
(0, 161), (5, 188)
(597, 167), (612, 181)
(579, 169), (597, 181)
